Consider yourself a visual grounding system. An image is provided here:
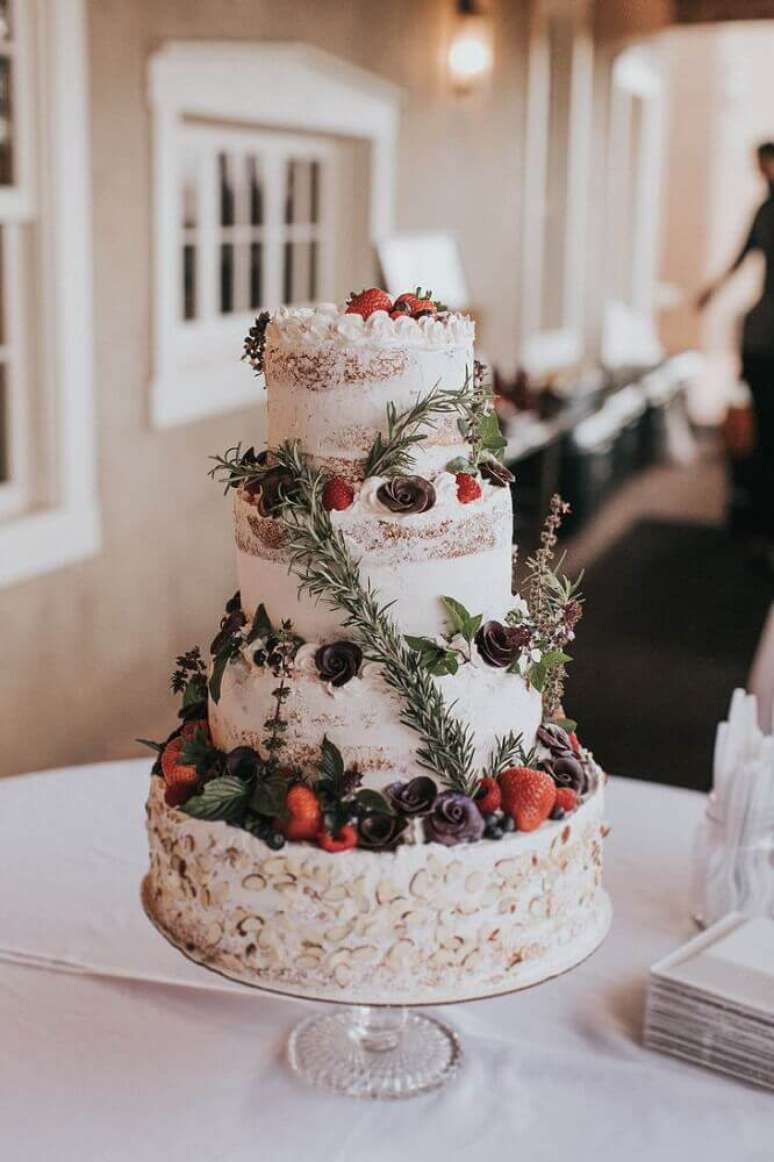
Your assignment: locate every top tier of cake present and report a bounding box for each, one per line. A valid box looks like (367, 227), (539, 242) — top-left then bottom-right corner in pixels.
(264, 304), (475, 480)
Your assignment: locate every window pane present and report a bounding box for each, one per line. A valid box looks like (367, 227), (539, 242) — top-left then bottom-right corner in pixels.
(284, 159), (295, 225)
(0, 363), (7, 483)
(310, 160), (320, 225)
(0, 55), (13, 187)
(283, 240), (293, 303)
(250, 241), (263, 308)
(247, 156), (263, 226)
(309, 239), (318, 300)
(220, 242), (234, 313)
(219, 153), (235, 227)
(0, 2), (11, 40)
(540, 16), (574, 332)
(180, 151), (198, 229)
(182, 243), (196, 320)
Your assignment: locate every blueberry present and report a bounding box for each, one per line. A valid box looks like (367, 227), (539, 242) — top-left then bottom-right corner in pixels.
(483, 813), (500, 827)
(502, 816), (516, 832)
(550, 805), (566, 821)
(267, 830), (285, 850)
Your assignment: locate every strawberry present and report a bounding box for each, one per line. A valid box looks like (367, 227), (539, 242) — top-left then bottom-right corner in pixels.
(475, 776), (501, 815)
(160, 736), (199, 807)
(345, 288), (393, 319)
(180, 718), (209, 742)
(554, 787), (578, 814)
(322, 477), (355, 512)
(456, 473), (482, 504)
(393, 292), (437, 319)
(277, 784), (322, 842)
(317, 824), (358, 853)
(498, 766), (556, 832)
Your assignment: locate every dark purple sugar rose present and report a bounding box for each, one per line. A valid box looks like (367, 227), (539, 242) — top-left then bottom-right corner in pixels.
(480, 458), (515, 488)
(385, 776), (438, 816)
(314, 641), (363, 687)
(376, 475), (436, 515)
(536, 724), (587, 793)
(245, 466), (298, 517)
(474, 620), (528, 668)
(423, 791), (485, 847)
(357, 812), (408, 851)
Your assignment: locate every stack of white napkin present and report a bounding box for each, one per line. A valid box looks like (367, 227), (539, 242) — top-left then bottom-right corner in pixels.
(692, 689), (774, 929)
(645, 913), (774, 1091)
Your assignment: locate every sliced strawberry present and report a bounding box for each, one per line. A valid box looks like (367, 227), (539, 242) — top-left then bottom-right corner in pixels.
(345, 288), (393, 319)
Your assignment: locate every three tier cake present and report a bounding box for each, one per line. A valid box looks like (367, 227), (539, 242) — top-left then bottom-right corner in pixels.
(143, 288), (611, 1004)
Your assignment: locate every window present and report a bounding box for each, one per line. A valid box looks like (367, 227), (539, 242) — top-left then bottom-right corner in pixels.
(0, 0), (98, 589)
(602, 47), (665, 368)
(177, 126), (334, 331)
(149, 42), (402, 429)
(521, 0), (593, 375)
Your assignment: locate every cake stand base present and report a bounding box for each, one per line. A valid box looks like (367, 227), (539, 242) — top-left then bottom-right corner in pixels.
(287, 1004), (461, 1099)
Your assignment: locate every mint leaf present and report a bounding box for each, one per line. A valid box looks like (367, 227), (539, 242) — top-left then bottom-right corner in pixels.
(246, 603), (273, 644)
(250, 775), (287, 820)
(182, 674), (207, 708)
(181, 775), (251, 824)
(355, 788), (394, 815)
(554, 717), (577, 733)
(136, 738), (164, 753)
(405, 634), (459, 676)
(446, 456), (475, 475)
(479, 410), (507, 459)
(319, 736), (345, 790)
(209, 642), (240, 703)
(440, 596), (482, 644)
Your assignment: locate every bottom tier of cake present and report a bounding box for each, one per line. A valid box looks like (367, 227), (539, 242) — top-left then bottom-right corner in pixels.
(144, 775), (610, 1004)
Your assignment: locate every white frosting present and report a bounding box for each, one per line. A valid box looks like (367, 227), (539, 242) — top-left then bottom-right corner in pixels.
(145, 774), (610, 1004)
(208, 644), (544, 787)
(266, 305), (475, 351)
(234, 477), (514, 639)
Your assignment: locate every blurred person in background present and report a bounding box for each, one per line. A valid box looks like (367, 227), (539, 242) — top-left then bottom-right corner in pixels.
(698, 141), (774, 574)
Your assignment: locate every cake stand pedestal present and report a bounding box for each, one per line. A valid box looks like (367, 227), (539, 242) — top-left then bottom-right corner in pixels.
(286, 1003), (461, 1099)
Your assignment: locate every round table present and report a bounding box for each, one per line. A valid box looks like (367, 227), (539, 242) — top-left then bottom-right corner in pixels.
(1, 760), (771, 1161)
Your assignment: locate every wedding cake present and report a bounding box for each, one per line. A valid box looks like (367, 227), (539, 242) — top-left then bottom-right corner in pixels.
(143, 288), (611, 1003)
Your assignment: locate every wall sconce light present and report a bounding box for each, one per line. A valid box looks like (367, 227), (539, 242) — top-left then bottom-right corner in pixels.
(448, 0), (493, 94)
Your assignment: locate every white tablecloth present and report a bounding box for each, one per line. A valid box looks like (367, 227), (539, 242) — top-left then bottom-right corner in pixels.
(1, 761), (772, 1161)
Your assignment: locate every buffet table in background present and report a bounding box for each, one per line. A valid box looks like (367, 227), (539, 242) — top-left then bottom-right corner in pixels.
(1, 760), (771, 1162)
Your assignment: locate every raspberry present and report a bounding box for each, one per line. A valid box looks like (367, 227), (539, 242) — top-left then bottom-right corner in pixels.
(554, 786), (578, 813)
(277, 784), (322, 843)
(322, 477), (355, 512)
(455, 473), (482, 504)
(317, 824), (358, 853)
(475, 776), (501, 815)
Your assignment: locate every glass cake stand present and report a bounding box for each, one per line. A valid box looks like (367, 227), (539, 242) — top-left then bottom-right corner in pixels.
(143, 875), (609, 1100)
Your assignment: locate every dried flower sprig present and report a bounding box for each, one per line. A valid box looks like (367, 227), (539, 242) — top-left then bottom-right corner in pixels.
(242, 312), (272, 378)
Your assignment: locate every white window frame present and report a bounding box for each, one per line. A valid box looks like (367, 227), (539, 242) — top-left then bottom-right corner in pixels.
(520, 0), (593, 376)
(0, 0), (98, 589)
(149, 41), (402, 430)
(601, 45), (665, 369)
(174, 125), (337, 372)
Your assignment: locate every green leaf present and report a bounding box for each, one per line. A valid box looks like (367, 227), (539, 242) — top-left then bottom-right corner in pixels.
(208, 647), (233, 703)
(405, 635), (459, 676)
(478, 410), (507, 458)
(404, 634), (441, 654)
(136, 738), (164, 754)
(319, 736), (345, 790)
(182, 674), (207, 708)
(446, 456), (475, 474)
(440, 596), (482, 644)
(246, 603), (273, 645)
(181, 775), (251, 824)
(250, 775), (288, 820)
(554, 717), (577, 733)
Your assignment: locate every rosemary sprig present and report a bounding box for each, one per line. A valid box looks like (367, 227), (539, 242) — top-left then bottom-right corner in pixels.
(364, 384), (471, 478)
(208, 444), (267, 494)
(484, 731), (524, 779)
(273, 443), (478, 794)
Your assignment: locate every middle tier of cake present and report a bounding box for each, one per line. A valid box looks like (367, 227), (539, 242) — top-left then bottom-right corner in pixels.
(234, 469), (515, 639)
(209, 642), (543, 788)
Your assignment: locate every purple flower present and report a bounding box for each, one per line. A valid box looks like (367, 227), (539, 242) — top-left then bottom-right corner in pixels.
(474, 620), (528, 668)
(423, 791), (485, 846)
(480, 458), (515, 488)
(385, 776), (438, 816)
(314, 641), (363, 687)
(357, 812), (408, 851)
(376, 475), (436, 515)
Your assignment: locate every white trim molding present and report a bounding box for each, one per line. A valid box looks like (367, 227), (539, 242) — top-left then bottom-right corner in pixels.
(0, 0), (99, 589)
(148, 41), (403, 429)
(520, 0), (593, 376)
